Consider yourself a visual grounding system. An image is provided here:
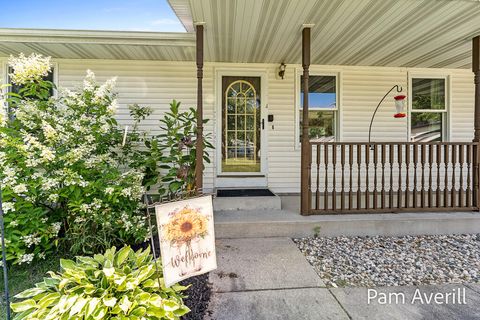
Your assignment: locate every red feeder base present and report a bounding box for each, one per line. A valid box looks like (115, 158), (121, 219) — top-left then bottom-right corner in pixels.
(394, 113), (406, 118)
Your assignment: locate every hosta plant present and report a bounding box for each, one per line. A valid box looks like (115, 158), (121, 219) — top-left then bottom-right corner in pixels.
(11, 246), (190, 320)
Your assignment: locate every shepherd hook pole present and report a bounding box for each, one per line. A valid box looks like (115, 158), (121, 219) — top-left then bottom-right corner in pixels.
(368, 85), (403, 144)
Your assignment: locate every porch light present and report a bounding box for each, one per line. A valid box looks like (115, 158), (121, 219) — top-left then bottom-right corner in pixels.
(394, 95), (407, 118)
(278, 63), (286, 79)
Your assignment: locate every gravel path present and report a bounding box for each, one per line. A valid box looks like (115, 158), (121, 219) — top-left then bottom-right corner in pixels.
(294, 234), (480, 288)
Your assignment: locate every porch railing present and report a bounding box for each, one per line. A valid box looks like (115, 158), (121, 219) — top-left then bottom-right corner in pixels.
(307, 142), (480, 214)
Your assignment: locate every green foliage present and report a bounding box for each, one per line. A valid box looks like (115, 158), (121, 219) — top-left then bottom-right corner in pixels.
(125, 104), (162, 191)
(11, 246), (190, 320)
(150, 100), (212, 196)
(0, 53), (215, 265)
(308, 111), (333, 138)
(0, 58), (150, 263)
(313, 226), (322, 238)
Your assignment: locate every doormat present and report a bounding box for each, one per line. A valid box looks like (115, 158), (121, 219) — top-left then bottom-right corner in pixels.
(216, 189), (275, 197)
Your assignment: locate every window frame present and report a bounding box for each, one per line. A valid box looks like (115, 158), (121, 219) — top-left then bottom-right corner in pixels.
(295, 69), (341, 149)
(408, 74), (450, 142)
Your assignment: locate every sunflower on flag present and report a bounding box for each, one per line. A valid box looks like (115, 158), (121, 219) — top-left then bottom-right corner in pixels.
(163, 206), (209, 246)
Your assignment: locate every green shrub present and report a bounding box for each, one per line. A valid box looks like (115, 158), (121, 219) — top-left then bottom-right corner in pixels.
(11, 246), (190, 320)
(155, 100), (212, 196)
(0, 54), (150, 262)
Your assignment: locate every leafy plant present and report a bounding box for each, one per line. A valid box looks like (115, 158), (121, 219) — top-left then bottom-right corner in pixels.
(123, 104), (161, 191)
(11, 246), (190, 320)
(313, 226), (322, 238)
(0, 54), (150, 262)
(156, 100), (212, 196)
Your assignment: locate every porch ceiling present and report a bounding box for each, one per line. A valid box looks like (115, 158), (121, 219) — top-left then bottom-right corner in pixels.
(170, 0), (480, 69)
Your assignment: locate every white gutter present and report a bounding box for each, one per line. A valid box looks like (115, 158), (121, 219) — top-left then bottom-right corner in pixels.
(0, 28), (196, 47)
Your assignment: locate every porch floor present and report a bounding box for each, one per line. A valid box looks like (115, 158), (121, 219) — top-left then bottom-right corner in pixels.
(213, 207), (480, 238)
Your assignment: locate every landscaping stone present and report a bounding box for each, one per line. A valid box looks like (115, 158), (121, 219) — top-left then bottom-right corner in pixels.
(294, 234), (480, 287)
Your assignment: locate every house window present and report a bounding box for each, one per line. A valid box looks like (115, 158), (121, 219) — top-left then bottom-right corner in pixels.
(410, 77), (447, 142)
(299, 75), (338, 143)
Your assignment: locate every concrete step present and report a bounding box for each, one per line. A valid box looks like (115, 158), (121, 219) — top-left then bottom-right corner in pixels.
(213, 209), (480, 238)
(213, 195), (282, 211)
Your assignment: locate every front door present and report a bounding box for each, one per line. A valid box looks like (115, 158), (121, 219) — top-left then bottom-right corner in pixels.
(216, 74), (267, 187)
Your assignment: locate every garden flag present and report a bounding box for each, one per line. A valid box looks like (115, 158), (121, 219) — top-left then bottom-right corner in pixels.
(155, 195), (217, 287)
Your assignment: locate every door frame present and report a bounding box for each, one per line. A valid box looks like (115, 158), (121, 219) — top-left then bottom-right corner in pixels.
(214, 68), (269, 182)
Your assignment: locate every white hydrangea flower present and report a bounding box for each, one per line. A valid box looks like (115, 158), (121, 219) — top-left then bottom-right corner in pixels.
(43, 178), (58, 191)
(80, 204), (90, 213)
(2, 202), (14, 214)
(121, 187), (132, 197)
(13, 184), (28, 194)
(21, 234), (41, 248)
(94, 77), (117, 102)
(120, 212), (133, 231)
(47, 194), (59, 203)
(100, 123), (110, 133)
(105, 187), (115, 195)
(42, 122), (57, 141)
(2, 167), (17, 186)
(0, 152), (7, 166)
(8, 53), (52, 85)
(41, 148), (55, 162)
(85, 135), (95, 143)
(51, 222), (61, 235)
(9, 220), (18, 227)
(0, 106), (6, 127)
(107, 99), (118, 115)
(74, 216), (86, 223)
(18, 253), (35, 265)
(77, 180), (89, 187)
(83, 70), (96, 92)
(25, 156), (42, 167)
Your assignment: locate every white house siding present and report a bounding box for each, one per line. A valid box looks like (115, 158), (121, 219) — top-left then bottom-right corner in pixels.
(0, 58), (475, 193)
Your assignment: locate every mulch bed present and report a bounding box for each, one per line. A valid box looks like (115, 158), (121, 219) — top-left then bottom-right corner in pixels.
(180, 273), (212, 320)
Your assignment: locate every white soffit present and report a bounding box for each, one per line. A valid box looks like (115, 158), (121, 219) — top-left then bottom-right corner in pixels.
(170, 0), (480, 68)
(167, 0), (195, 32)
(0, 28), (196, 61)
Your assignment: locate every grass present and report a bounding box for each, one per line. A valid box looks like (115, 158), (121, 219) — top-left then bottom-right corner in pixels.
(0, 254), (61, 319)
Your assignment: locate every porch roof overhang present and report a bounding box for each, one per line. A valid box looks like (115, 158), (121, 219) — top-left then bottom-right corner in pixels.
(0, 28), (196, 61)
(168, 0), (480, 69)
(0, 0), (479, 68)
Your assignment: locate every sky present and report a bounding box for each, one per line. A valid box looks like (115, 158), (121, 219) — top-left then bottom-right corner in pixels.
(0, 0), (185, 32)
(301, 93), (337, 109)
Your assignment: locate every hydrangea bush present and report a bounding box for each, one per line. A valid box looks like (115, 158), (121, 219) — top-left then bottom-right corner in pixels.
(0, 54), (149, 264)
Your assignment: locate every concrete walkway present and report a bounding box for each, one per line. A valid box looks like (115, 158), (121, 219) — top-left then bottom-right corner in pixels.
(206, 237), (480, 320)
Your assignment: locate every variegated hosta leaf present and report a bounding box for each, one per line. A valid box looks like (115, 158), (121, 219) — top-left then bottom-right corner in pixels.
(11, 245), (189, 319)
